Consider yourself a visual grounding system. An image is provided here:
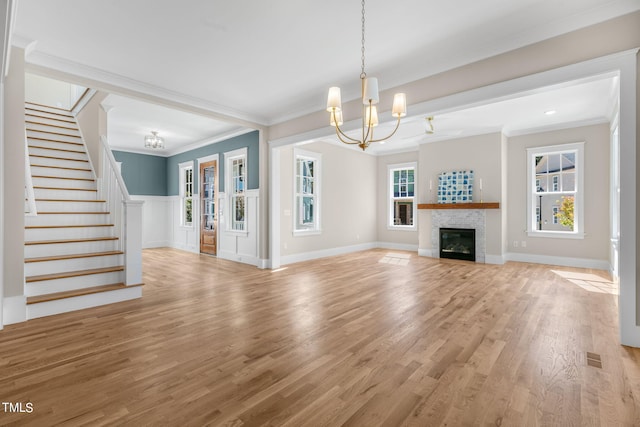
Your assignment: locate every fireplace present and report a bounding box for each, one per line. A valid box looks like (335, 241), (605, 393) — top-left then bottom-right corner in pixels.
(439, 228), (476, 262)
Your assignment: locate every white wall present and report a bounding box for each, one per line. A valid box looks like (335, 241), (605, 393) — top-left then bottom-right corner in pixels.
(25, 73), (86, 110)
(279, 142), (377, 263)
(506, 124), (610, 267)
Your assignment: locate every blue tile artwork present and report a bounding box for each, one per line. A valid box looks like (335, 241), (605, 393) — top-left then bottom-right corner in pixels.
(437, 170), (474, 204)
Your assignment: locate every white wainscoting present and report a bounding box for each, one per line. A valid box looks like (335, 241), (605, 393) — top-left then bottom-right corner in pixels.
(218, 189), (263, 267)
(134, 193), (261, 267)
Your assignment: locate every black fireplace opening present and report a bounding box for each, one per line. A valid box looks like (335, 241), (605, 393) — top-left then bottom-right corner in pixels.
(439, 228), (476, 262)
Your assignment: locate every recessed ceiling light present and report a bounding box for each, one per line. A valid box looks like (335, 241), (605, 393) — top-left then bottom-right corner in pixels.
(545, 110), (556, 115)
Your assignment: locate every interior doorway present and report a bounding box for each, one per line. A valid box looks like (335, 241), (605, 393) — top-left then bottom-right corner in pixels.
(200, 160), (218, 255)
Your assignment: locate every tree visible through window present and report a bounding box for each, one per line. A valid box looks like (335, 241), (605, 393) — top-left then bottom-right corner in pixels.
(389, 164), (417, 228)
(527, 142), (583, 237)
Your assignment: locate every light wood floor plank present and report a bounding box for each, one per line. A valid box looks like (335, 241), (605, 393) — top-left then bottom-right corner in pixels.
(0, 247), (639, 426)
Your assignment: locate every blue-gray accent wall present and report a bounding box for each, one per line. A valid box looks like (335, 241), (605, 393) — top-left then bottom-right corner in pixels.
(112, 130), (259, 196)
(166, 131), (259, 195)
(112, 150), (168, 196)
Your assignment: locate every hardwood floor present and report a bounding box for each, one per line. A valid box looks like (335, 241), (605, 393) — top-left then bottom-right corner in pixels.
(1, 248), (639, 426)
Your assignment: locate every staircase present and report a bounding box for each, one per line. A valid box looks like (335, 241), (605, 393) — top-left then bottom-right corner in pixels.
(24, 102), (143, 319)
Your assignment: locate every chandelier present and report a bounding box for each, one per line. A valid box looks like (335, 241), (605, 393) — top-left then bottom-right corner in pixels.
(326, 0), (406, 151)
(144, 131), (164, 149)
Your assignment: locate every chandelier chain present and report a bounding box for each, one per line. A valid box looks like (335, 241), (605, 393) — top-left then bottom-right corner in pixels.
(360, 0), (366, 79)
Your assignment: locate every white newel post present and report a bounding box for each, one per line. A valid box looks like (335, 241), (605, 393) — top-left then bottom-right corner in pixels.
(124, 200), (144, 285)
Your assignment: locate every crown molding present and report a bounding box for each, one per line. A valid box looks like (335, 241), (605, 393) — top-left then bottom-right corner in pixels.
(21, 49), (269, 127)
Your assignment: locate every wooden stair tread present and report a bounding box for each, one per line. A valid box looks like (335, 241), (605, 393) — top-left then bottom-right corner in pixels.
(29, 145), (85, 154)
(26, 114), (76, 124)
(25, 106), (74, 118)
(30, 164), (91, 172)
(35, 199), (106, 203)
(27, 129), (81, 138)
(25, 250), (123, 263)
(25, 120), (78, 131)
(25, 236), (118, 245)
(32, 175), (95, 182)
(33, 186), (97, 191)
(27, 137), (84, 146)
(37, 211), (109, 215)
(26, 266), (124, 282)
(25, 224), (113, 229)
(27, 282), (143, 305)
(29, 154), (88, 162)
(25, 102), (72, 113)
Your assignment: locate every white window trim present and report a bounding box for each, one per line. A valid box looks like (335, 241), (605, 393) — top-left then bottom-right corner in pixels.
(526, 142), (584, 239)
(224, 147), (248, 236)
(388, 162), (418, 231)
(178, 160), (194, 229)
(293, 148), (322, 236)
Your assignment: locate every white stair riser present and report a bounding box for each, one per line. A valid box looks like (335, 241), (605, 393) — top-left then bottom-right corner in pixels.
(25, 254), (124, 277)
(26, 271), (124, 297)
(32, 177), (96, 190)
(26, 123), (80, 136)
(30, 166), (93, 180)
(25, 104), (73, 116)
(25, 213), (111, 227)
(27, 286), (142, 320)
(25, 114), (76, 128)
(25, 239), (119, 258)
(30, 156), (90, 170)
(34, 188), (97, 200)
(27, 138), (84, 152)
(29, 146), (87, 161)
(35, 200), (106, 212)
(27, 130), (83, 144)
(25, 226), (114, 241)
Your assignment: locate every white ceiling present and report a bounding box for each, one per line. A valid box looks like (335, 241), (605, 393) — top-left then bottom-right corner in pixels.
(13, 0), (637, 154)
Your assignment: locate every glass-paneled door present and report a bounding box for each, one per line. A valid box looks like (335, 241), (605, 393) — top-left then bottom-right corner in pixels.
(200, 160), (217, 255)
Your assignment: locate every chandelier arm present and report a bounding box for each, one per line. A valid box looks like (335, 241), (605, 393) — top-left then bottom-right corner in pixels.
(335, 126), (363, 145)
(370, 116), (402, 143)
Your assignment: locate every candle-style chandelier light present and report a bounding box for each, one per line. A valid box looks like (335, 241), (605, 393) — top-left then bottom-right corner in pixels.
(326, 0), (407, 151)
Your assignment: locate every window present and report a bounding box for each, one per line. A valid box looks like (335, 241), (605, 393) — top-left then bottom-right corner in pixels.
(389, 163), (417, 229)
(179, 161), (194, 227)
(527, 142), (584, 238)
(225, 148), (247, 232)
(293, 148), (321, 235)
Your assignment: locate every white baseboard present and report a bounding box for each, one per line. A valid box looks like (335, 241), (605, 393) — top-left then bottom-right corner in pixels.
(217, 251), (264, 268)
(170, 242), (199, 254)
(376, 242), (419, 252)
(505, 252), (609, 270)
(143, 240), (171, 249)
(3, 295), (26, 325)
(418, 248), (435, 257)
(281, 242), (377, 265)
(485, 254), (505, 265)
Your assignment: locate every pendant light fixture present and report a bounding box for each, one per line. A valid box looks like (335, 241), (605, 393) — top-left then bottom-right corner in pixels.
(326, 0), (406, 151)
(144, 131), (165, 149)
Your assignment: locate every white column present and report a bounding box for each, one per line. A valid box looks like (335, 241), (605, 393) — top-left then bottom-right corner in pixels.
(123, 200), (144, 285)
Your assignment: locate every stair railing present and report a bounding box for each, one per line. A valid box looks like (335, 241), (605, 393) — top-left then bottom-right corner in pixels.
(24, 130), (37, 216)
(99, 135), (144, 285)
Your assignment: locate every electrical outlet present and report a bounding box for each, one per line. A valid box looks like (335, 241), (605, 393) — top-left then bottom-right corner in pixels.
(513, 240), (519, 248)
(521, 241), (527, 248)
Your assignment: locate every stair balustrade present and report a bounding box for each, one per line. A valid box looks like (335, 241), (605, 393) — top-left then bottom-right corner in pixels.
(24, 130), (37, 216)
(98, 135), (143, 285)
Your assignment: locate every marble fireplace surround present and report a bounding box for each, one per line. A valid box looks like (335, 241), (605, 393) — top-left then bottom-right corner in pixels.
(431, 209), (486, 263)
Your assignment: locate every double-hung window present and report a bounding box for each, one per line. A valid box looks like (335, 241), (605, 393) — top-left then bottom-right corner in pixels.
(179, 161), (194, 228)
(388, 163), (417, 230)
(527, 142), (584, 238)
(293, 148), (321, 235)
(225, 148), (247, 232)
